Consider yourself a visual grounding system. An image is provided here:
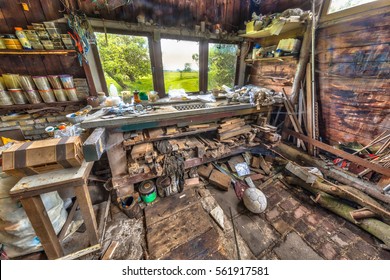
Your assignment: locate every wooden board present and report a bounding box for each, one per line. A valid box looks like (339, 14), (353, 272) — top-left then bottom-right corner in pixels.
(9, 161), (93, 198)
(146, 202), (213, 259)
(144, 188), (198, 228)
(162, 228), (220, 260)
(218, 125), (252, 140)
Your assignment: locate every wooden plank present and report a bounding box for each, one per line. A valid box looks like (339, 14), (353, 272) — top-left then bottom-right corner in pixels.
(147, 202), (213, 259)
(39, 0), (64, 21)
(144, 188), (197, 228)
(107, 132), (127, 178)
(83, 128), (107, 162)
(285, 129), (390, 177)
(74, 184), (99, 246)
(21, 196), (64, 259)
(101, 241), (119, 260)
(9, 161), (94, 198)
(57, 244), (101, 260)
(163, 228), (220, 260)
(22, 0), (46, 23)
(58, 199), (79, 242)
(218, 125), (252, 140)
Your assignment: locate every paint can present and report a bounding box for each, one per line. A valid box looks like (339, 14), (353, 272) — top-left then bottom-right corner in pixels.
(139, 180), (157, 203)
(118, 195), (142, 219)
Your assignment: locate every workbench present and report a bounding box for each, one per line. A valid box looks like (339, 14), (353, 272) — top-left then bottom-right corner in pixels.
(9, 161), (99, 259)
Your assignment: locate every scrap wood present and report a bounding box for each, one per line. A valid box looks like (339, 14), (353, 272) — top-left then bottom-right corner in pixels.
(101, 241), (119, 260)
(284, 176), (390, 248)
(218, 125), (252, 141)
(285, 162), (390, 222)
(57, 244), (102, 260)
(58, 199), (79, 242)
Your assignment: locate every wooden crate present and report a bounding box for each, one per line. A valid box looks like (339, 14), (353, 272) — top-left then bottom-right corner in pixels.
(2, 136), (84, 177)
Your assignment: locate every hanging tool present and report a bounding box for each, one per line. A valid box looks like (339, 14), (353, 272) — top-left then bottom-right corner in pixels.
(212, 162), (248, 200)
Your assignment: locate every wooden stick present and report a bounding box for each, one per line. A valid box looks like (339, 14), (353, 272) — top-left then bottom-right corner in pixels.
(57, 244), (101, 260)
(101, 241), (119, 260)
(58, 199), (79, 242)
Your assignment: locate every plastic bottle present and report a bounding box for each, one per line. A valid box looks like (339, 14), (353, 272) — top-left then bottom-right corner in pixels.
(15, 27), (32, 49)
(109, 83), (118, 97)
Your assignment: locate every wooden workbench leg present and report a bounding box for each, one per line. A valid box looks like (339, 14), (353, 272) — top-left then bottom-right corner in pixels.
(74, 184), (99, 245)
(21, 196), (64, 259)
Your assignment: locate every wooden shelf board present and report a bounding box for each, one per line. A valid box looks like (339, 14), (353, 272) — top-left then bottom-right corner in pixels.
(115, 145), (254, 185)
(0, 49), (76, 55)
(240, 21), (304, 39)
(0, 101), (85, 111)
(245, 56), (298, 63)
(123, 124), (220, 148)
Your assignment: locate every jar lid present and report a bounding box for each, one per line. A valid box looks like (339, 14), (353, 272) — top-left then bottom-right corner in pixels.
(139, 180), (156, 195)
(15, 27), (23, 31)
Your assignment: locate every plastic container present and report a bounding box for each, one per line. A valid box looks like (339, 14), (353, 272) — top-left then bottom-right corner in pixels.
(139, 180), (157, 203)
(60, 75), (74, 89)
(64, 88), (78, 101)
(25, 90), (42, 104)
(9, 89), (28, 104)
(46, 28), (61, 39)
(32, 23), (45, 30)
(38, 89), (56, 103)
(43, 21), (56, 28)
(24, 30), (39, 41)
(47, 75), (62, 89)
(3, 74), (20, 89)
(19, 75), (36, 91)
(0, 90), (14, 105)
(41, 40), (54, 49)
(53, 89), (67, 102)
(4, 38), (22, 49)
(32, 76), (51, 90)
(15, 27), (32, 49)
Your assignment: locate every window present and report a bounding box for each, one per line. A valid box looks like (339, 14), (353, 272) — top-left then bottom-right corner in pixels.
(161, 39), (199, 93)
(95, 33), (153, 102)
(208, 43), (238, 90)
(328, 0), (378, 13)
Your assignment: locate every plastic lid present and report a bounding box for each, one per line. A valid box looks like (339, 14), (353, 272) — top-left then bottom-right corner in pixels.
(14, 27), (23, 31)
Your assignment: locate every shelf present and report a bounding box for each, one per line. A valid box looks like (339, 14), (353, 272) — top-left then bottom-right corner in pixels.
(245, 56), (298, 63)
(112, 145), (254, 186)
(0, 101), (85, 111)
(123, 124), (220, 148)
(240, 21), (305, 39)
(0, 49), (76, 55)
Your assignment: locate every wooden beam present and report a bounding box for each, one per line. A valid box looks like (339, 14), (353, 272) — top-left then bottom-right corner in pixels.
(148, 34), (166, 97)
(58, 199), (79, 242)
(199, 40), (209, 93)
(83, 128), (107, 162)
(285, 129), (390, 177)
(74, 184), (99, 246)
(21, 196), (64, 259)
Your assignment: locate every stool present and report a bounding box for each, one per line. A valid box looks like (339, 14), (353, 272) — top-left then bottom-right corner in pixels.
(9, 161), (99, 259)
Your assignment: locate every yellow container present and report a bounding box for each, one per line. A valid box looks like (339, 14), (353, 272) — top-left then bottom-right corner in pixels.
(2, 74), (20, 89)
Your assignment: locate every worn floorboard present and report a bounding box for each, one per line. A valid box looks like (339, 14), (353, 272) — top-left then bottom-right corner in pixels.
(146, 202), (213, 259)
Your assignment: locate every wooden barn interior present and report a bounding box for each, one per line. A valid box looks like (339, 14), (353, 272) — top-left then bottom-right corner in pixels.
(0, 0), (389, 261)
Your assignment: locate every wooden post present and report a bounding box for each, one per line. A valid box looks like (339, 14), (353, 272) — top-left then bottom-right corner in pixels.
(199, 40), (209, 93)
(306, 62), (315, 155)
(148, 33), (166, 97)
(74, 184), (99, 245)
(21, 196), (64, 259)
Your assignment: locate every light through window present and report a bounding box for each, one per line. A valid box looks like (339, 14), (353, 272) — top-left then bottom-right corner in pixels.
(328, 0), (378, 14)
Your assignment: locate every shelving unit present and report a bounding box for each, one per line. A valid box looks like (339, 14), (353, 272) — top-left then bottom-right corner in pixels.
(0, 49), (76, 55)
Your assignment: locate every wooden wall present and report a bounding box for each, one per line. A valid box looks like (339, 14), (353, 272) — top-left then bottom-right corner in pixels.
(316, 12), (390, 146)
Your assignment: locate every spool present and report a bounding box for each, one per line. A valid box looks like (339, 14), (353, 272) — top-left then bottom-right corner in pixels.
(139, 180), (157, 203)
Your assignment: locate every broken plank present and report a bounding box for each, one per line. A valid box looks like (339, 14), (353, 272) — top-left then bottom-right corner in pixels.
(101, 241), (119, 260)
(218, 125), (252, 140)
(228, 155), (246, 172)
(144, 188), (197, 228)
(209, 169), (231, 191)
(162, 228), (220, 260)
(147, 202), (213, 259)
(57, 244), (101, 260)
(197, 163), (214, 178)
(259, 155), (271, 175)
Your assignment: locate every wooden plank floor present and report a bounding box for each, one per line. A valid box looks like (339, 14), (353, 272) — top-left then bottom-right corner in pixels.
(145, 189), (219, 260)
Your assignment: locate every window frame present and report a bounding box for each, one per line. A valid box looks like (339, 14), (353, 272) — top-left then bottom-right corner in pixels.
(93, 24), (241, 96)
(320, 0), (389, 23)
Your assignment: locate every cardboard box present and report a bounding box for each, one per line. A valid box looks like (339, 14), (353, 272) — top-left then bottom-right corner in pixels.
(2, 136), (84, 177)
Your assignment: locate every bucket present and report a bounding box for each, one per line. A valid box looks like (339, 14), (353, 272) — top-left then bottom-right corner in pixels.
(139, 180), (157, 203)
(118, 195), (142, 219)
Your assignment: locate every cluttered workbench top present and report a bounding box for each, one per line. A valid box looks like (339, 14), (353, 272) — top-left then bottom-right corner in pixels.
(80, 97), (267, 130)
